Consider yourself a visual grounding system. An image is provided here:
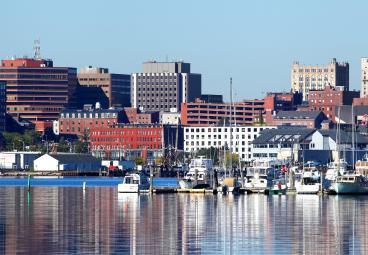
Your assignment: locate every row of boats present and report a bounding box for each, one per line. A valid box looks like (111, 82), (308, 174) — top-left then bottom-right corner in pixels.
(117, 156), (368, 195)
(178, 156), (368, 195)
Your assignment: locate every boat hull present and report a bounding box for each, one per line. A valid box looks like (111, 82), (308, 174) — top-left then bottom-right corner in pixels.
(118, 183), (149, 193)
(296, 183), (320, 194)
(332, 182), (368, 194)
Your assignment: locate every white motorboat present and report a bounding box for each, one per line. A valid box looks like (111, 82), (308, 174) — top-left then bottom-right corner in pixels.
(118, 172), (150, 193)
(296, 178), (320, 194)
(325, 159), (348, 181)
(244, 159), (280, 192)
(330, 174), (368, 194)
(296, 164), (321, 194)
(179, 156), (213, 189)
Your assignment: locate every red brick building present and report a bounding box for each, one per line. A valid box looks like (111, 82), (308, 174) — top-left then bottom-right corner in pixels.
(181, 99), (265, 126)
(308, 86), (359, 122)
(0, 58), (77, 129)
(89, 124), (163, 159)
(56, 108), (124, 137)
(264, 91), (302, 123)
(123, 107), (159, 124)
(353, 97), (368, 106)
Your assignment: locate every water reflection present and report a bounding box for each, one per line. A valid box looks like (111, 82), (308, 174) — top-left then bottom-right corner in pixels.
(0, 187), (368, 254)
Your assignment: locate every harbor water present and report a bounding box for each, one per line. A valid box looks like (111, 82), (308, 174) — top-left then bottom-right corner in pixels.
(0, 178), (367, 254)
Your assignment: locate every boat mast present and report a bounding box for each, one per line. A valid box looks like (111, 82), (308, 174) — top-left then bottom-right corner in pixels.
(352, 105), (355, 170)
(229, 77), (233, 177)
(336, 106), (341, 175)
(223, 120), (227, 178)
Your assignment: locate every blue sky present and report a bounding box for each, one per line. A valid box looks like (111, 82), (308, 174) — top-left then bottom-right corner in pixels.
(1, 0), (367, 100)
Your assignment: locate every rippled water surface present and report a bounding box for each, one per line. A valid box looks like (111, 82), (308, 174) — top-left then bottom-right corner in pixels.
(0, 185), (367, 254)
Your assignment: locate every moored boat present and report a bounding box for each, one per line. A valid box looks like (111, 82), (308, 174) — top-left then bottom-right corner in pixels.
(118, 172), (150, 193)
(330, 174), (368, 194)
(179, 156), (213, 189)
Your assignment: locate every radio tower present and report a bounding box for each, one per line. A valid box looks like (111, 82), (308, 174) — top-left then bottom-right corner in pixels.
(33, 39), (41, 60)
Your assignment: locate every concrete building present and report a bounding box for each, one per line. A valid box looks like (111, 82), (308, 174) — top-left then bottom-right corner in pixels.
(0, 151), (41, 170)
(291, 58), (349, 101)
(55, 106), (125, 136)
(0, 81), (6, 132)
(34, 153), (101, 172)
(0, 58), (78, 128)
(181, 99), (265, 126)
(308, 86), (359, 121)
(183, 125), (276, 161)
(131, 61), (201, 112)
(160, 110), (181, 125)
(77, 66), (131, 108)
(272, 111), (327, 128)
(361, 58), (368, 97)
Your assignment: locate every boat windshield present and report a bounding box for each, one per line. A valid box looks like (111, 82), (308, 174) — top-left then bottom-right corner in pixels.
(247, 167), (273, 176)
(189, 159), (213, 168)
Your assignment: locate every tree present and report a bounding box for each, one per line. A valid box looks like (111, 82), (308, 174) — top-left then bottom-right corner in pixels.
(134, 156), (145, 165)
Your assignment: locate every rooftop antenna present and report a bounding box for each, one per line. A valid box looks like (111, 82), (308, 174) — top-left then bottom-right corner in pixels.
(33, 39), (41, 60)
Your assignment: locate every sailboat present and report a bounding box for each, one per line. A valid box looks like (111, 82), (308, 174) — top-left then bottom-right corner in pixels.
(218, 78), (241, 193)
(330, 105), (368, 194)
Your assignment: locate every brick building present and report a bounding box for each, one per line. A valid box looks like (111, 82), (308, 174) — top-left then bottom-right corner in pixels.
(77, 66), (131, 108)
(55, 107), (124, 136)
(89, 124), (183, 160)
(123, 107), (159, 124)
(353, 97), (368, 106)
(0, 81), (6, 132)
(308, 86), (359, 121)
(181, 99), (265, 126)
(264, 91), (303, 123)
(0, 58), (77, 128)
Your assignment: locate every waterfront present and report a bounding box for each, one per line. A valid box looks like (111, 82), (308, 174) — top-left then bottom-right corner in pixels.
(0, 185), (367, 254)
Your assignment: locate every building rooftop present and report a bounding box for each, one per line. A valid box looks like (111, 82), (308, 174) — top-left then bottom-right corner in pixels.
(45, 153), (100, 163)
(252, 127), (316, 145)
(275, 111), (323, 120)
(336, 105), (368, 124)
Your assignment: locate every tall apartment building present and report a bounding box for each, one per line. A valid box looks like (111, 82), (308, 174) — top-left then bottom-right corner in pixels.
(0, 81), (6, 132)
(361, 58), (368, 97)
(131, 61), (201, 112)
(0, 58), (77, 124)
(291, 58), (349, 101)
(77, 66), (131, 108)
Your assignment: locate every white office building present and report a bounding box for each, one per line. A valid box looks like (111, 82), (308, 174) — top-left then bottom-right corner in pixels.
(184, 125), (276, 162)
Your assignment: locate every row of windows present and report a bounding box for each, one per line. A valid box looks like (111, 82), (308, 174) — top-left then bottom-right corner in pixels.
(185, 127), (264, 133)
(294, 68), (332, 73)
(185, 134), (257, 140)
(61, 112), (117, 119)
(138, 87), (176, 91)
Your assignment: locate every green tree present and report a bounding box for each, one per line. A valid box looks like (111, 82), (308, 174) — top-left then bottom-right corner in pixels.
(134, 156), (146, 165)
